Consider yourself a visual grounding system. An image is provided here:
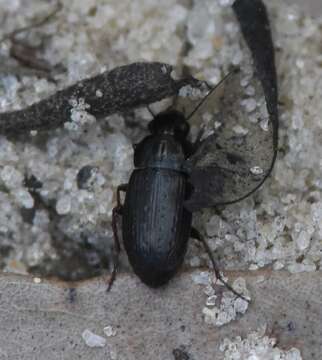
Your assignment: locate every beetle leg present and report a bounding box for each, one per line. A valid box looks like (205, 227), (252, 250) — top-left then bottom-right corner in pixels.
(107, 206), (122, 292)
(107, 184), (128, 292)
(190, 227), (250, 303)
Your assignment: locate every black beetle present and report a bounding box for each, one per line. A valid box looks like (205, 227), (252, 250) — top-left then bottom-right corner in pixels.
(108, 0), (278, 299)
(121, 110), (196, 287)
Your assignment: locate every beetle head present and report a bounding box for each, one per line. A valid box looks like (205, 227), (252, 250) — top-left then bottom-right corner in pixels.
(148, 110), (190, 141)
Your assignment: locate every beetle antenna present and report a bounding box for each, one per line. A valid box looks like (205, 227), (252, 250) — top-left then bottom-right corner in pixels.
(147, 105), (156, 119)
(186, 67), (239, 122)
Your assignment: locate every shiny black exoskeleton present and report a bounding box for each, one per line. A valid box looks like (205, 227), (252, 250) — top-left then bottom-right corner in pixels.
(110, 109), (250, 297)
(122, 111), (193, 287)
(108, 0), (279, 299)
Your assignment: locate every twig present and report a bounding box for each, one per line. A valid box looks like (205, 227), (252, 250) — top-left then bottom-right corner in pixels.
(0, 62), (203, 134)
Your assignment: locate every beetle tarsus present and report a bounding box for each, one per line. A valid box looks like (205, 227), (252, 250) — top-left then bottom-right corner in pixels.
(190, 227), (250, 303)
(107, 184), (128, 292)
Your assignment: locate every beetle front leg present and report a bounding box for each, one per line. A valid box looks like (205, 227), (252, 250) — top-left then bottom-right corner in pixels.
(107, 184), (128, 292)
(190, 227), (250, 303)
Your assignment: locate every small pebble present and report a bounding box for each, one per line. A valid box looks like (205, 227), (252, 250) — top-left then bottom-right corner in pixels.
(82, 329), (106, 348)
(103, 326), (117, 337)
(56, 196), (71, 215)
(250, 166), (264, 175)
(191, 271), (211, 285)
(95, 89), (103, 97)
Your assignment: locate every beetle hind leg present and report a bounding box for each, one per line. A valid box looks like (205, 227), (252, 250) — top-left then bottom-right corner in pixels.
(190, 227), (250, 303)
(107, 184), (127, 292)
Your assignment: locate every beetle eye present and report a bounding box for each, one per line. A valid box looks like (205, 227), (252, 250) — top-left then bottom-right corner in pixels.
(175, 121), (189, 137)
